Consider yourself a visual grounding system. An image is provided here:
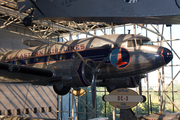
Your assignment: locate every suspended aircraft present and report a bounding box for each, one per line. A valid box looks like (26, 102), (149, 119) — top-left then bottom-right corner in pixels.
(17, 0), (180, 26)
(0, 34), (173, 107)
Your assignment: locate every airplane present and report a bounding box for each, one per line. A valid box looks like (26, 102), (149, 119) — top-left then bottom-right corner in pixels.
(16, 0), (180, 26)
(0, 34), (173, 108)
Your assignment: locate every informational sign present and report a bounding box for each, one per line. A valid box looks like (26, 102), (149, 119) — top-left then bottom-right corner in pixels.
(102, 88), (145, 109)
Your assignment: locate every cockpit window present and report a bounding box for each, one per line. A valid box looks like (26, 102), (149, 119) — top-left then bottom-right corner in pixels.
(127, 40), (136, 47)
(136, 39), (152, 45)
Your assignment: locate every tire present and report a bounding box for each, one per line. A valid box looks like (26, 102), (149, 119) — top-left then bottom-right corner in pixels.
(53, 84), (71, 95)
(107, 85), (116, 93)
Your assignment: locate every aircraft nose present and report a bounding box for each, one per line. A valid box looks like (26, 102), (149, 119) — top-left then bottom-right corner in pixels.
(162, 47), (173, 64)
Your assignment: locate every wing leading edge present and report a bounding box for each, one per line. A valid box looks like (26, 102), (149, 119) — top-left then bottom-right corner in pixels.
(0, 63), (55, 85)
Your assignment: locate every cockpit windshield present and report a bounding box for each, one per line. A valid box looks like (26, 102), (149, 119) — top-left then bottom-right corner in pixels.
(136, 39), (152, 45)
(126, 39), (152, 48)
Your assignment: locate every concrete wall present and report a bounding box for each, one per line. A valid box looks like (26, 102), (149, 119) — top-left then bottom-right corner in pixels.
(0, 23), (57, 119)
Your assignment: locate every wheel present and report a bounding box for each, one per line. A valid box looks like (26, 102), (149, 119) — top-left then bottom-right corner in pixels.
(142, 95), (146, 103)
(107, 85), (116, 93)
(23, 16), (33, 26)
(53, 84), (71, 95)
(102, 95), (106, 101)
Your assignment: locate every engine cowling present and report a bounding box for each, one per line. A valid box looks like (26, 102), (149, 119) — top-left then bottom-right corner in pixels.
(50, 57), (96, 88)
(104, 76), (144, 92)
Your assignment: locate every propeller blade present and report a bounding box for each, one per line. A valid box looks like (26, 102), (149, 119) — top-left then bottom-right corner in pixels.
(74, 50), (107, 108)
(139, 81), (142, 95)
(96, 57), (108, 69)
(91, 73), (96, 108)
(74, 50), (93, 70)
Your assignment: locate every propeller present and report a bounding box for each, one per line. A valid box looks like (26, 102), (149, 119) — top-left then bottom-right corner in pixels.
(74, 50), (108, 108)
(139, 80), (142, 96)
(91, 71), (96, 108)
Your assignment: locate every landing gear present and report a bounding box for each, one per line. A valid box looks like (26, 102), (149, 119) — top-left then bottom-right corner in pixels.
(53, 84), (71, 95)
(142, 95), (146, 103)
(107, 85), (116, 93)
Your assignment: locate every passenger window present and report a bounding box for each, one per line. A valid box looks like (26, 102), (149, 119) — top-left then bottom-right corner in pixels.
(16, 60), (20, 65)
(36, 57), (42, 62)
(49, 55), (54, 61)
(72, 53), (78, 59)
(49, 55), (58, 61)
(59, 54), (66, 60)
(26, 59), (30, 64)
(6, 61), (11, 63)
(127, 40), (135, 47)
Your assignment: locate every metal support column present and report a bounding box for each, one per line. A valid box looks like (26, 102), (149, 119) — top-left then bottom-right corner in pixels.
(113, 107), (115, 120)
(170, 26), (174, 113)
(124, 26), (126, 34)
(161, 36), (165, 113)
(72, 94), (74, 120)
(75, 96), (78, 120)
(111, 23), (114, 35)
(105, 87), (107, 117)
(69, 93), (71, 118)
(58, 95), (62, 120)
(157, 25), (162, 113)
(147, 74), (149, 114)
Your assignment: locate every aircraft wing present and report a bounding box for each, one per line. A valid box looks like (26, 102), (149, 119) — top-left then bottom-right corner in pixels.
(0, 62), (58, 85)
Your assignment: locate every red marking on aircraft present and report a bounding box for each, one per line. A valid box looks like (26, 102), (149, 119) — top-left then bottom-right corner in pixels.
(115, 49), (127, 67)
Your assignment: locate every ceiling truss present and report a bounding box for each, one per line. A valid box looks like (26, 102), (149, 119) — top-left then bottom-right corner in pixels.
(0, 0), (117, 41)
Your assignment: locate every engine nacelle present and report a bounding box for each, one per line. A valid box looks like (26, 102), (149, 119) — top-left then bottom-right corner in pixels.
(125, 76), (142, 88)
(50, 57), (96, 88)
(101, 76), (144, 92)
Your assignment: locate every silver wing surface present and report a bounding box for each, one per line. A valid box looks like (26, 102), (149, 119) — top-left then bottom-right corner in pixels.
(0, 63), (59, 85)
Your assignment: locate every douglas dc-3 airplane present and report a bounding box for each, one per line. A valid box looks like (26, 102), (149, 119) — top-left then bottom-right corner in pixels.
(0, 34), (173, 107)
